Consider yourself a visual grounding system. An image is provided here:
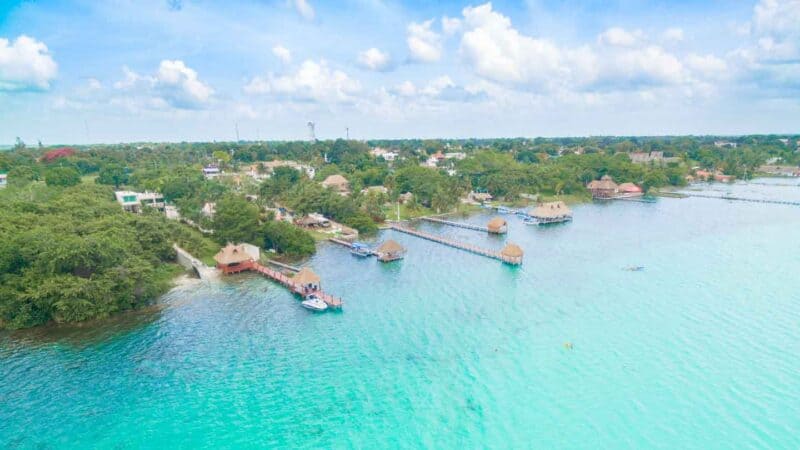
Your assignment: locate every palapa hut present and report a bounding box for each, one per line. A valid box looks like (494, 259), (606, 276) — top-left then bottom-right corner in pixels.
(321, 174), (351, 195)
(500, 243), (524, 265)
(617, 182), (644, 197)
(487, 217), (508, 234)
(293, 267), (321, 292)
(214, 243), (255, 274)
(587, 175), (619, 199)
(376, 239), (405, 262)
(528, 201), (573, 224)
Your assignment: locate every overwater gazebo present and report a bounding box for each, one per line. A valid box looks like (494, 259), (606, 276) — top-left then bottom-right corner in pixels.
(487, 217), (508, 234)
(376, 239), (405, 262)
(500, 243), (524, 265)
(293, 267), (321, 291)
(528, 201), (573, 224)
(214, 243), (255, 274)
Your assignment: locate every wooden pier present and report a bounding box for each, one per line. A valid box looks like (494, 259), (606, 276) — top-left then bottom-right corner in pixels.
(389, 224), (522, 265)
(266, 259), (300, 272)
(420, 217), (489, 232)
(681, 193), (800, 206)
(252, 262), (343, 308)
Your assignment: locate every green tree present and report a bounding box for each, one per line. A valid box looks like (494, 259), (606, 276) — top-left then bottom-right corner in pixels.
(44, 166), (81, 187)
(212, 195), (261, 244)
(261, 221), (316, 256)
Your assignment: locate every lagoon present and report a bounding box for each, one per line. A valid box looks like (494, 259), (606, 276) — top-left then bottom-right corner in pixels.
(2, 180), (800, 449)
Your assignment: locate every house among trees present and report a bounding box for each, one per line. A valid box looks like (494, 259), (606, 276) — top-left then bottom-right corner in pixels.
(467, 191), (493, 204)
(214, 243), (256, 274)
(587, 175), (619, 199)
(376, 239), (405, 262)
(114, 190), (165, 213)
(487, 217), (508, 234)
(0, 172), (7, 189)
(528, 201), (573, 224)
(296, 213), (331, 228)
(321, 174), (350, 195)
(202, 164), (221, 179)
(398, 192), (414, 204)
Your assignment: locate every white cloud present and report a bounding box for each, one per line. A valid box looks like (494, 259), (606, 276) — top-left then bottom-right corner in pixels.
(662, 27), (685, 43)
(272, 45), (292, 63)
(685, 54), (728, 79)
(407, 19), (442, 62)
(357, 47), (391, 71)
(393, 80), (417, 97)
(112, 60), (213, 109)
(750, 0), (800, 61)
(292, 0), (315, 21)
(598, 27), (644, 47)
(87, 78), (103, 90)
(155, 60), (214, 106)
(244, 59), (361, 103)
(0, 35), (58, 90)
(442, 16), (462, 36)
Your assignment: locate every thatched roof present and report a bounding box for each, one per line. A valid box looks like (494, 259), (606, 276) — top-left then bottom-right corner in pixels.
(500, 243), (523, 258)
(529, 201), (573, 219)
(214, 243), (253, 265)
(376, 239), (404, 254)
(293, 267), (320, 285)
(587, 175), (618, 191)
(322, 174), (349, 188)
(487, 217), (507, 231)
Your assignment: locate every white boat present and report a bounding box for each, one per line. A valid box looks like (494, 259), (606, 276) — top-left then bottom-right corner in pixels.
(301, 294), (328, 311)
(523, 217), (537, 225)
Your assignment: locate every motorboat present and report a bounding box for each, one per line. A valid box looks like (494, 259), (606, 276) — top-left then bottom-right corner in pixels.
(496, 206), (512, 214)
(301, 294), (328, 311)
(350, 243), (371, 257)
(522, 217), (537, 225)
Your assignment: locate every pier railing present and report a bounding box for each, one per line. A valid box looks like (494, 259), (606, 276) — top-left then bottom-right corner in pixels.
(420, 217), (489, 232)
(389, 224), (521, 265)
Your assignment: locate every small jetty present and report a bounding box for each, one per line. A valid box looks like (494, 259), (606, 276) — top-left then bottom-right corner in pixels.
(328, 238), (378, 256)
(389, 224), (522, 265)
(266, 260), (300, 272)
(421, 216), (508, 234)
(680, 193), (800, 206)
(215, 243), (343, 309)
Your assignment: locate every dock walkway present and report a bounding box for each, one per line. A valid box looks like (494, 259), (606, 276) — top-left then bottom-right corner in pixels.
(328, 238), (378, 256)
(420, 217), (489, 232)
(389, 224), (520, 264)
(681, 193), (800, 206)
(252, 262), (343, 308)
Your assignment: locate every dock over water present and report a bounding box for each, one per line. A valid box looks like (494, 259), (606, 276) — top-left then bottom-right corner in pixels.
(389, 224), (522, 265)
(420, 217), (489, 232)
(681, 193), (800, 206)
(252, 263), (343, 308)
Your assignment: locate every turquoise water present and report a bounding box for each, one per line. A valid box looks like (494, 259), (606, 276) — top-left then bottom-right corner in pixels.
(2, 180), (800, 449)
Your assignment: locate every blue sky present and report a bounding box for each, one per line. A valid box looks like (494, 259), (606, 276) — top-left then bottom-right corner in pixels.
(0, 0), (797, 144)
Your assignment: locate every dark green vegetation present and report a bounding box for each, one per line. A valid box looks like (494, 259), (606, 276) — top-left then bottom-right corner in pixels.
(1, 134), (796, 328)
(0, 183), (217, 329)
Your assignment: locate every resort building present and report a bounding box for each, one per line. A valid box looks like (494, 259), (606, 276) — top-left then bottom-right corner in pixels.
(0, 173), (7, 189)
(293, 267), (321, 292)
(468, 191), (493, 204)
(617, 182), (644, 197)
(487, 217), (508, 234)
(296, 213), (331, 228)
(500, 243), (524, 265)
(203, 165), (221, 179)
(321, 174), (351, 195)
(587, 175), (619, 199)
(361, 186), (389, 195)
(214, 243), (256, 275)
(371, 147), (398, 161)
(398, 192), (414, 204)
(376, 240), (405, 262)
(528, 201), (573, 224)
(114, 190), (165, 213)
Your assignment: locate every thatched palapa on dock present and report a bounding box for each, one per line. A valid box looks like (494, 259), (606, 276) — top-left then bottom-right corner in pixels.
(487, 217), (508, 234)
(528, 201), (573, 224)
(500, 243), (524, 265)
(376, 239), (405, 262)
(293, 267), (321, 290)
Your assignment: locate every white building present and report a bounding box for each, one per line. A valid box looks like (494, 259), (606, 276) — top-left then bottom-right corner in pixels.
(444, 152), (466, 160)
(714, 141), (738, 148)
(371, 147), (399, 161)
(114, 191), (165, 213)
(201, 202), (216, 218)
(203, 165), (221, 179)
(0, 173), (7, 189)
(247, 161), (315, 179)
